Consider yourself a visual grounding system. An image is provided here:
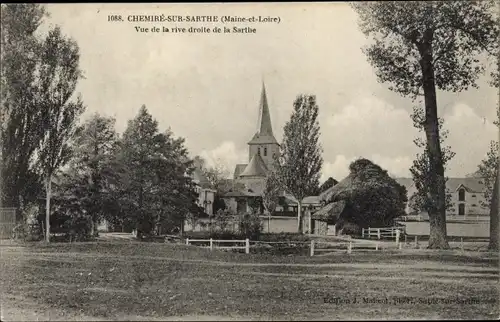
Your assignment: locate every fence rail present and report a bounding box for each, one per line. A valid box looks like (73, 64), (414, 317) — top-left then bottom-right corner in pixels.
(186, 238), (250, 253)
(184, 237), (404, 256)
(362, 227), (403, 241)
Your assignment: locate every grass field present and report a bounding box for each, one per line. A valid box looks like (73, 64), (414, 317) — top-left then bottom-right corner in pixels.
(1, 239), (499, 321)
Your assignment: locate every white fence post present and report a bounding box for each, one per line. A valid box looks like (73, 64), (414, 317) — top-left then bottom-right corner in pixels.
(347, 241), (352, 254)
(460, 237), (464, 252)
(245, 238), (250, 254)
(414, 236), (418, 248)
(395, 229), (400, 244)
(377, 228), (381, 239)
(398, 242), (402, 250)
(362, 228), (365, 238)
(210, 238), (213, 251)
(376, 242), (379, 251)
(186, 238), (189, 246)
(310, 240), (315, 256)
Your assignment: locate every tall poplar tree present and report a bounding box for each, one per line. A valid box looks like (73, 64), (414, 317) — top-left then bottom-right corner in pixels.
(37, 26), (85, 242)
(276, 94), (323, 233)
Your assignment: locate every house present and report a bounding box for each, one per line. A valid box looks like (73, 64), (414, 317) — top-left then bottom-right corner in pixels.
(394, 177), (489, 220)
(183, 163), (217, 232)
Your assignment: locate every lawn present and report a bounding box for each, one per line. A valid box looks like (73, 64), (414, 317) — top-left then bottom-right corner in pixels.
(1, 240), (498, 321)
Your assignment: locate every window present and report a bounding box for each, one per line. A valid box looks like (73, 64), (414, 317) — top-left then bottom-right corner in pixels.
(257, 147), (261, 155)
(458, 189), (465, 202)
(264, 147), (267, 156)
(458, 204), (465, 216)
(471, 194), (476, 198)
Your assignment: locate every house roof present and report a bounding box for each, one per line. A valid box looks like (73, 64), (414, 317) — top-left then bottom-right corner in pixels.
(282, 195), (321, 205)
(233, 164), (247, 179)
(248, 82), (278, 145)
(394, 177), (487, 194)
(239, 154), (268, 177)
(311, 200), (346, 222)
(192, 167), (213, 189)
(319, 174), (355, 203)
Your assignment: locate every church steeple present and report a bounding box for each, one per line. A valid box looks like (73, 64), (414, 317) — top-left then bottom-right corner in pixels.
(256, 82), (274, 137)
(248, 82), (278, 145)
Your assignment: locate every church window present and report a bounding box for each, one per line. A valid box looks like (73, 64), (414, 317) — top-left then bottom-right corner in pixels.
(264, 147), (267, 156)
(258, 148), (261, 155)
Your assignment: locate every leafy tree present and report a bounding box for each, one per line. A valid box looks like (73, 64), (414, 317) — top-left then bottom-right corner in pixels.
(276, 94), (323, 233)
(37, 26), (85, 242)
(352, 1), (498, 248)
(477, 109), (500, 208)
(326, 158), (408, 231)
(409, 108), (455, 215)
(319, 177), (338, 194)
(477, 108), (499, 250)
(262, 170), (281, 216)
(1, 4), (49, 214)
(59, 113), (121, 235)
(119, 105), (198, 238)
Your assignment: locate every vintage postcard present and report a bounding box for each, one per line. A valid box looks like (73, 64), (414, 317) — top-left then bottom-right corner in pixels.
(1, 2), (499, 321)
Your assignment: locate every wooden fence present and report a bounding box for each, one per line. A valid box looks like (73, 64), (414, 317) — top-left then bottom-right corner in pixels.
(362, 227), (403, 242)
(184, 237), (404, 256)
(186, 238), (250, 254)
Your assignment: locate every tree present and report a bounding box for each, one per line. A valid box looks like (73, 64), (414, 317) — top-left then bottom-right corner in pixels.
(319, 177), (338, 194)
(477, 108), (499, 250)
(1, 4), (49, 214)
(352, 1), (498, 248)
(262, 170), (281, 216)
(61, 113), (121, 235)
(119, 105), (198, 238)
(36, 26), (85, 242)
(325, 158), (408, 231)
(409, 108), (455, 217)
(276, 94), (323, 233)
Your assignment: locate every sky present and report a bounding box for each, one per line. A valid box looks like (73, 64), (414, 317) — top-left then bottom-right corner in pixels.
(42, 3), (499, 182)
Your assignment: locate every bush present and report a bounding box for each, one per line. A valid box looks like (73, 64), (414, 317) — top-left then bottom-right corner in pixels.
(239, 211), (263, 240)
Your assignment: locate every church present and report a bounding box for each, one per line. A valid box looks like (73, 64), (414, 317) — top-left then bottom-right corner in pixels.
(222, 83), (322, 217)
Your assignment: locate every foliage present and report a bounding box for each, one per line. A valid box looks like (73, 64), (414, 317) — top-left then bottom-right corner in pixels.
(118, 105), (198, 238)
(276, 94), (323, 233)
(239, 211), (263, 240)
(331, 158), (408, 228)
(62, 113), (122, 232)
(477, 109), (500, 208)
(213, 209), (233, 232)
(409, 107), (455, 213)
(351, 1), (498, 249)
(319, 177), (338, 194)
(262, 170), (281, 216)
(0, 4), (72, 215)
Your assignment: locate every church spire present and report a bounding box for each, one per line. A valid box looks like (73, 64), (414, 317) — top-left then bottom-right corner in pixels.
(256, 81), (274, 137)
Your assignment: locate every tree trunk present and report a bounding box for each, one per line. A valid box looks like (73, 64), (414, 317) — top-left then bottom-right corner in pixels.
(488, 169), (499, 251)
(45, 175), (52, 243)
(420, 38), (449, 249)
(297, 202), (303, 233)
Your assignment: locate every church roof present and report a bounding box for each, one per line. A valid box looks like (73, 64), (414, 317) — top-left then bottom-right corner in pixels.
(233, 164), (248, 179)
(248, 82), (279, 145)
(239, 153), (268, 177)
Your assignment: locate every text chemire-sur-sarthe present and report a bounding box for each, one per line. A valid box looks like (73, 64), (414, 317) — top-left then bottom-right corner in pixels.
(114, 15), (280, 24)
